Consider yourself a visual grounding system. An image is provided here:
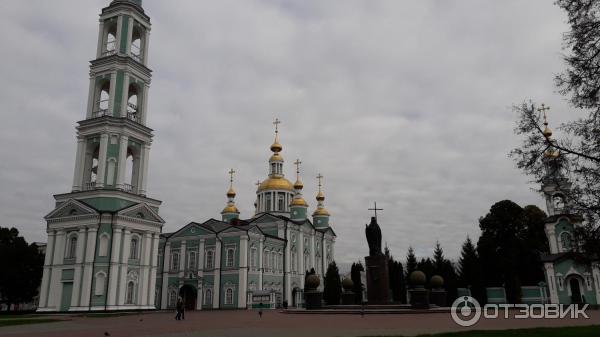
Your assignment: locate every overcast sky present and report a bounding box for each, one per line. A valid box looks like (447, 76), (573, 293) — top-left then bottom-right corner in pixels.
(0, 0), (580, 264)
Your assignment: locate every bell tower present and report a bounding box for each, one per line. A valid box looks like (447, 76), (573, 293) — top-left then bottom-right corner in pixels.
(71, 0), (153, 194)
(38, 0), (164, 312)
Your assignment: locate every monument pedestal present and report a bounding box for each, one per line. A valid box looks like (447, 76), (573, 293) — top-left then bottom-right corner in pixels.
(430, 289), (447, 307)
(365, 255), (390, 304)
(409, 288), (429, 309)
(304, 290), (322, 310)
(341, 291), (356, 305)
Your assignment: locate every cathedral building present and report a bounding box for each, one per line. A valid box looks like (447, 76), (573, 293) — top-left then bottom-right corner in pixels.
(539, 108), (600, 305)
(37, 0), (336, 312)
(156, 122), (337, 310)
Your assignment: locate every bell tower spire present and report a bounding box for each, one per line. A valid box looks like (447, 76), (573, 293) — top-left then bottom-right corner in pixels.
(222, 168), (240, 222)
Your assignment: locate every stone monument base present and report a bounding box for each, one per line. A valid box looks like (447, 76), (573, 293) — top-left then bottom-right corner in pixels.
(409, 288), (429, 309)
(304, 290), (322, 310)
(430, 289), (447, 307)
(341, 291), (356, 305)
(365, 255), (390, 304)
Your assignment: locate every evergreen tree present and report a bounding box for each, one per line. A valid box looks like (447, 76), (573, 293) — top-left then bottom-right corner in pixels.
(416, 257), (435, 280)
(405, 246), (417, 278)
(431, 241), (458, 304)
(350, 261), (364, 303)
(0, 227), (44, 311)
(323, 261), (342, 305)
(433, 241), (445, 272)
(457, 236), (485, 303)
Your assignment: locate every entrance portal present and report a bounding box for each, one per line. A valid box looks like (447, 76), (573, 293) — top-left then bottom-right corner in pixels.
(569, 278), (583, 304)
(179, 285), (197, 310)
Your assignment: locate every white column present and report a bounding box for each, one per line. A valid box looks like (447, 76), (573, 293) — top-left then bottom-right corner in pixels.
(115, 16), (123, 55)
(125, 17), (133, 56)
(96, 21), (105, 59)
(96, 134), (109, 188)
(592, 264), (600, 305)
(38, 230), (56, 309)
(321, 237), (327, 275)
(107, 227), (123, 306)
(258, 238), (264, 290)
(120, 73), (130, 117)
(310, 232), (315, 271)
(72, 137), (87, 192)
(213, 239), (222, 308)
(142, 30), (150, 66)
(284, 228), (292, 303)
(546, 225), (558, 254)
(108, 71), (117, 116)
(86, 77), (96, 119)
(238, 235), (248, 308)
(48, 230), (66, 308)
(79, 225), (98, 308)
(196, 283), (203, 310)
(148, 234), (159, 308)
(161, 242), (171, 309)
(138, 232), (152, 307)
(198, 239), (205, 276)
(298, 230), (304, 274)
(117, 229), (132, 305)
(115, 135), (129, 189)
(70, 227), (87, 309)
(179, 241), (186, 278)
(138, 144), (150, 196)
(141, 84), (149, 125)
(544, 263), (559, 303)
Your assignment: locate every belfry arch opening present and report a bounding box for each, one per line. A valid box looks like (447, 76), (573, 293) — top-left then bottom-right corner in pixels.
(131, 25), (144, 62)
(83, 145), (100, 190)
(127, 83), (140, 122)
(93, 81), (111, 118)
(103, 22), (118, 56)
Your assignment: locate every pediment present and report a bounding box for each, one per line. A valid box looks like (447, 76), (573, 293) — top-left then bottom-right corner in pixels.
(170, 222), (213, 238)
(118, 203), (165, 224)
(45, 199), (98, 219)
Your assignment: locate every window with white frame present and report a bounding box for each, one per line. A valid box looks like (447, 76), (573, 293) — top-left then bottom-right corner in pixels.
(98, 234), (109, 256)
(171, 252), (179, 271)
(94, 272), (106, 296)
(126, 281), (135, 304)
(291, 251), (297, 272)
(271, 251), (276, 271)
(66, 235), (78, 259)
(130, 237), (139, 259)
(250, 247), (257, 269)
(560, 232), (573, 252)
(188, 251), (197, 270)
(225, 288), (233, 305)
(226, 248), (235, 267)
(264, 250), (269, 271)
(205, 289), (212, 305)
(279, 252), (283, 272)
(206, 250), (214, 269)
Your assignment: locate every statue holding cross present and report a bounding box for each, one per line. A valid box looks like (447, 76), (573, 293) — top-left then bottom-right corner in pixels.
(365, 202), (383, 257)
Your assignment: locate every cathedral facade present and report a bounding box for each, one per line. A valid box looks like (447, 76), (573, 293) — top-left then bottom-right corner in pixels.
(37, 0), (335, 312)
(156, 124), (336, 310)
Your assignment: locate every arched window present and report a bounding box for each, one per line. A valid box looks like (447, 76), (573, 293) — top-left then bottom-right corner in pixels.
(278, 193), (285, 211)
(94, 81), (111, 118)
(130, 237), (139, 260)
(94, 272), (106, 296)
(171, 252), (180, 271)
(126, 281), (135, 304)
(225, 288), (233, 305)
(130, 25), (144, 62)
(226, 248), (235, 267)
(168, 290), (177, 308)
(98, 234), (109, 257)
(265, 193), (272, 211)
(127, 83), (140, 122)
(561, 232), (573, 252)
(103, 22), (117, 56)
(205, 289), (212, 305)
(66, 235), (77, 259)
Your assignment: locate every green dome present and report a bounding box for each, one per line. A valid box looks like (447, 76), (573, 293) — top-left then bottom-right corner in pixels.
(342, 277), (354, 291)
(430, 275), (444, 289)
(409, 270), (426, 287)
(306, 274), (320, 290)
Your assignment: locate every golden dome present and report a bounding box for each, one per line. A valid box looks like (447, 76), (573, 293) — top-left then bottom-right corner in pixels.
(270, 141), (282, 153)
(313, 207), (330, 216)
(316, 191), (325, 201)
(291, 197), (308, 207)
(270, 153), (283, 162)
(257, 177), (294, 192)
(221, 204), (239, 214)
(543, 126), (553, 138)
(294, 179), (303, 190)
(227, 187), (236, 198)
(544, 149), (560, 158)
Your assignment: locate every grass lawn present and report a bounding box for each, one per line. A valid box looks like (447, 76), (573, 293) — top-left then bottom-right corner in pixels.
(0, 318), (61, 327)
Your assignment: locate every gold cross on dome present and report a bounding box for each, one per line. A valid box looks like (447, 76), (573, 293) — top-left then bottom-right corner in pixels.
(228, 168), (235, 184)
(537, 103), (550, 124)
(294, 159), (302, 174)
(273, 118), (281, 133)
(255, 180), (261, 187)
(316, 173), (323, 191)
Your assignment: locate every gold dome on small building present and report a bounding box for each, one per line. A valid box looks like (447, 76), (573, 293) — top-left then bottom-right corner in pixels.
(313, 207), (330, 216)
(270, 153), (283, 162)
(221, 204), (239, 214)
(270, 141), (282, 153)
(291, 196), (308, 207)
(227, 187), (236, 198)
(316, 191), (325, 201)
(257, 177), (294, 192)
(294, 179), (303, 190)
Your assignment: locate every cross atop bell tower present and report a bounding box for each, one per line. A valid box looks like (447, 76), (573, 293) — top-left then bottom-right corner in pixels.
(70, 0), (155, 196)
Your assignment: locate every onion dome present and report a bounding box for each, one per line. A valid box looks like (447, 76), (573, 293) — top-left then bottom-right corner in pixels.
(543, 126), (553, 138)
(221, 204), (239, 214)
(271, 140), (282, 153)
(312, 173), (330, 218)
(257, 177), (294, 192)
(270, 153), (283, 162)
(291, 197), (308, 207)
(294, 178), (304, 190)
(226, 186), (236, 198)
(312, 207), (330, 216)
(221, 169), (240, 220)
(316, 191), (325, 201)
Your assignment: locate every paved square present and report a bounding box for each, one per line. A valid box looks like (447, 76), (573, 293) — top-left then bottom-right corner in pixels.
(1, 310), (599, 337)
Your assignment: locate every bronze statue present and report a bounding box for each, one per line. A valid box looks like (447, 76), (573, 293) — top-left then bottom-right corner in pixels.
(365, 216), (382, 256)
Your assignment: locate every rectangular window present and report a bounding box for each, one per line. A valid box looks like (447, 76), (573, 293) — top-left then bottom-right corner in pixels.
(206, 250), (214, 269)
(171, 253), (179, 271)
(188, 251), (197, 270)
(226, 248), (235, 267)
